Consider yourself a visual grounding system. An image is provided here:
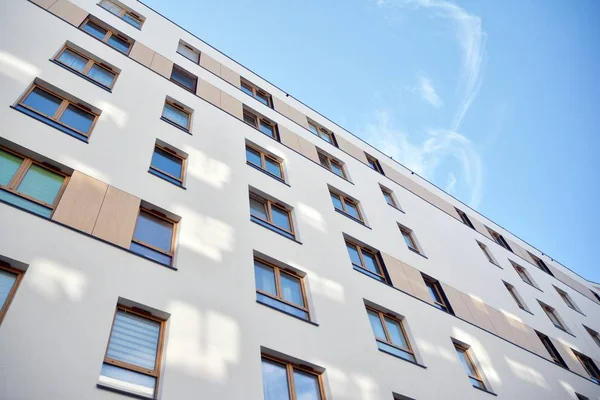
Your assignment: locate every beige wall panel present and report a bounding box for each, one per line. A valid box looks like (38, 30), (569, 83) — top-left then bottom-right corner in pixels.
(461, 294), (496, 333)
(48, 0), (88, 26)
(278, 126), (301, 154)
(196, 79), (220, 107)
(219, 91), (243, 120)
(287, 106), (309, 129)
(486, 308), (519, 345)
(507, 240), (536, 265)
(402, 263), (433, 305)
(471, 218), (494, 241)
(427, 194), (462, 220)
(149, 53), (173, 79)
(129, 42), (155, 68)
(522, 327), (551, 359)
(52, 171), (108, 234)
(199, 53), (220, 76)
(336, 136), (369, 164)
(441, 284), (474, 323)
(220, 65), (240, 88)
(297, 136), (320, 164)
(504, 316), (533, 350)
(552, 339), (590, 377)
(92, 186), (140, 248)
(272, 96), (290, 117)
(381, 253), (413, 295)
(30, 0), (58, 10)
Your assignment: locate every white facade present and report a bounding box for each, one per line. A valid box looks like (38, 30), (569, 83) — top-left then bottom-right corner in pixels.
(0, 1), (599, 399)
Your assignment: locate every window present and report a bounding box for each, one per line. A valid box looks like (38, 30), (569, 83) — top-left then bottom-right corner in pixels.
(573, 351), (600, 384)
(535, 331), (567, 368)
(177, 41), (200, 63)
(584, 326), (600, 348)
(576, 394), (590, 400)
(308, 121), (336, 145)
(540, 302), (567, 331)
(591, 290), (600, 303)
(130, 208), (177, 266)
(170, 65), (197, 92)
(555, 287), (579, 312)
(261, 354), (325, 400)
(529, 253), (554, 276)
(250, 193), (294, 240)
(456, 208), (475, 229)
(366, 306), (415, 362)
(453, 342), (487, 390)
(254, 258), (309, 320)
(81, 18), (133, 54)
(241, 80), (272, 107)
(0, 147), (68, 218)
(246, 145), (284, 181)
(243, 109), (278, 140)
(365, 153), (384, 174)
(487, 228), (512, 252)
(54, 45), (118, 89)
(381, 186), (398, 208)
(513, 263), (535, 286)
(330, 191), (363, 223)
(161, 100), (191, 131)
(423, 275), (453, 314)
(16, 84), (99, 141)
(149, 143), (186, 186)
(504, 282), (527, 311)
(477, 242), (497, 265)
(318, 152), (346, 179)
(99, 305), (165, 398)
(0, 263), (23, 325)
(399, 226), (421, 254)
(99, 0), (144, 28)
(345, 240), (387, 283)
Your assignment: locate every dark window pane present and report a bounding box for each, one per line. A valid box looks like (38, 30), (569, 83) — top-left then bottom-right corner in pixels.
(330, 193), (343, 211)
(83, 21), (108, 40)
(319, 130), (332, 143)
(254, 261), (276, 295)
(362, 252), (380, 274)
(129, 242), (172, 265)
(256, 293), (309, 320)
(402, 231), (416, 250)
(241, 83), (254, 97)
(318, 154), (329, 168)
(59, 105), (95, 133)
(377, 341), (416, 362)
(293, 370), (321, 400)
(383, 192), (394, 206)
(132, 212), (173, 253)
(260, 121), (275, 138)
(246, 147), (261, 167)
(151, 148), (182, 180)
(108, 35), (131, 54)
(244, 112), (257, 127)
(171, 68), (196, 91)
(123, 13), (142, 28)
(250, 198), (267, 220)
(308, 124), (319, 135)
(0, 150), (23, 186)
(346, 243), (361, 266)
(23, 88), (62, 117)
(256, 92), (270, 106)
(345, 202), (360, 220)
(57, 49), (88, 72)
(331, 162), (344, 177)
(88, 65), (116, 87)
(280, 273), (304, 307)
(271, 207), (291, 231)
(426, 282), (442, 303)
(367, 310), (386, 340)
(265, 158), (282, 178)
(162, 104), (190, 129)
(177, 44), (199, 63)
(261, 359), (290, 400)
(0, 269), (18, 310)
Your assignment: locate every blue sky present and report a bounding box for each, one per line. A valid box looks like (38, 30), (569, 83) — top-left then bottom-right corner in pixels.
(143, 0), (600, 282)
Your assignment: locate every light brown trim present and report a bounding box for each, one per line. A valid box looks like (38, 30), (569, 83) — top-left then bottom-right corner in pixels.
(366, 306), (414, 356)
(176, 41), (201, 64)
(380, 186), (397, 208)
(399, 227), (419, 253)
(261, 353), (326, 400)
(170, 64), (198, 93)
(150, 143), (187, 184)
(245, 144), (285, 181)
(99, 0), (145, 28)
(249, 193), (294, 236)
(243, 108), (278, 140)
(423, 276), (450, 312)
(318, 152), (347, 179)
(80, 17), (133, 55)
(162, 100), (192, 131)
(308, 120), (336, 145)
(54, 44), (118, 89)
(365, 153), (384, 174)
(241, 79), (273, 108)
(345, 240), (386, 280)
(330, 191), (363, 222)
(0, 265), (24, 325)
(131, 208), (178, 264)
(454, 343), (486, 388)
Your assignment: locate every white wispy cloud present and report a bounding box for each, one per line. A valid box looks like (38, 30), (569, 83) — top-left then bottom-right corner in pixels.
(415, 75), (443, 107)
(445, 172), (457, 193)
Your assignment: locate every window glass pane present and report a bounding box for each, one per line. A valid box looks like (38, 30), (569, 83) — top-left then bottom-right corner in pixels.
(162, 103), (190, 129)
(345, 202), (360, 219)
(23, 88), (62, 117)
(367, 310), (386, 340)
(132, 211), (173, 253)
(456, 348), (477, 376)
(108, 35), (131, 54)
(59, 105), (95, 133)
(256, 293), (309, 320)
(385, 317), (409, 349)
(377, 341), (416, 362)
(271, 206), (291, 231)
(177, 43), (199, 63)
(254, 261), (276, 296)
(129, 242), (172, 266)
(88, 65), (116, 87)
(330, 162), (344, 177)
(0, 150), (23, 186)
(260, 121), (275, 138)
(57, 49), (88, 72)
(383, 192), (394, 205)
(318, 154), (329, 168)
(106, 310), (160, 370)
(246, 147), (262, 167)
(241, 83), (254, 97)
(171, 68), (196, 90)
(244, 112), (257, 127)
(99, 363), (156, 398)
(83, 21), (108, 40)
(123, 13), (142, 28)
(99, 0), (123, 15)
(294, 370), (321, 400)
(308, 124), (319, 135)
(402, 231), (416, 250)
(265, 158), (282, 178)
(362, 251), (380, 274)
(319, 130), (332, 143)
(426, 282), (442, 303)
(0, 269), (17, 310)
(256, 92), (270, 106)
(346, 243), (361, 266)
(0, 189), (52, 217)
(151, 148), (182, 180)
(17, 165), (64, 205)
(330, 193), (343, 210)
(280, 273), (304, 307)
(368, 159), (377, 170)
(250, 198), (267, 220)
(261, 359), (290, 400)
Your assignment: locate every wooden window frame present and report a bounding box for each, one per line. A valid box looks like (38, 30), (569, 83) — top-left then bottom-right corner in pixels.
(513, 264), (534, 286)
(16, 84), (100, 140)
(170, 64), (198, 93)
(456, 208), (475, 229)
(0, 146), (70, 217)
(381, 187), (398, 208)
(540, 303), (566, 331)
(261, 354), (326, 400)
(345, 240), (387, 282)
(365, 154), (384, 174)
(478, 242), (497, 265)
(162, 100), (192, 131)
(330, 191), (363, 223)
(556, 288), (578, 311)
(131, 208), (177, 266)
(584, 326), (600, 348)
(243, 109), (278, 140)
(80, 17), (133, 55)
(99, 0), (144, 29)
(530, 253), (554, 276)
(573, 351), (600, 383)
(250, 193), (295, 238)
(102, 305), (165, 398)
(176, 41), (200, 64)
(0, 264), (24, 325)
(318, 152), (346, 179)
(423, 276), (452, 313)
(308, 121), (336, 146)
(399, 227), (420, 254)
(54, 45), (118, 89)
(536, 331), (567, 367)
(454, 343), (487, 390)
(150, 144), (187, 186)
(240, 79), (273, 108)
(504, 282), (526, 310)
(488, 228), (512, 252)
(254, 258), (310, 320)
(366, 306), (415, 361)
(245, 144), (285, 181)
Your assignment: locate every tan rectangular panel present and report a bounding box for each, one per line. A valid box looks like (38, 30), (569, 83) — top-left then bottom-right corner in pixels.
(278, 126), (301, 153)
(220, 91), (243, 120)
(196, 79), (220, 107)
(506, 239), (535, 264)
(92, 186), (140, 248)
(552, 340), (590, 377)
(504, 316), (533, 349)
(31, 0), (58, 9)
(286, 106), (309, 129)
(272, 96), (290, 116)
(220, 65), (240, 88)
(441, 284), (474, 323)
(129, 42), (154, 68)
(522, 327), (551, 359)
(486, 307), (519, 344)
(150, 53), (173, 79)
(199, 53), (220, 76)
(297, 136), (320, 164)
(470, 218), (494, 241)
(402, 263), (433, 305)
(49, 0), (88, 26)
(52, 171), (108, 234)
(336, 136), (369, 164)
(461, 294), (495, 333)
(381, 253), (413, 295)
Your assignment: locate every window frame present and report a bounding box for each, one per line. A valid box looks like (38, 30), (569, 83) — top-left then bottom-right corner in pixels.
(245, 144), (285, 181)
(487, 228), (512, 252)
(584, 326), (600, 348)
(555, 287), (579, 312)
(170, 64), (198, 93)
(80, 17), (133, 55)
(365, 153), (384, 174)
(399, 226), (421, 254)
(330, 191), (363, 223)
(53, 45), (119, 90)
(0, 263), (24, 325)
(540, 302), (567, 331)
(423, 275), (453, 314)
(477, 241), (498, 266)
(261, 354), (326, 400)
(513, 263), (535, 287)
(243, 109), (278, 140)
(99, 0), (145, 29)
(381, 186), (398, 208)
(0, 146), (70, 217)
(308, 121), (336, 146)
(456, 208), (475, 229)
(130, 208), (178, 267)
(573, 350), (600, 384)
(366, 306), (416, 362)
(504, 282), (527, 311)
(240, 79), (273, 108)
(318, 152), (346, 179)
(453, 343), (487, 390)
(249, 193), (295, 239)
(529, 253), (554, 276)
(176, 41), (201, 64)
(149, 143), (187, 186)
(161, 100), (192, 131)
(535, 331), (567, 368)
(346, 240), (388, 283)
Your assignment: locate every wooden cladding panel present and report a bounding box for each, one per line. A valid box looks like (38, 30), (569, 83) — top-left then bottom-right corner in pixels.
(150, 53), (173, 79)
(441, 283), (475, 323)
(272, 96), (290, 116)
(92, 186), (140, 248)
(278, 126), (301, 153)
(552, 339), (590, 377)
(470, 218), (494, 241)
(220, 91), (243, 120)
(196, 79), (220, 107)
(129, 42), (155, 68)
(461, 294), (495, 333)
(48, 0), (87, 26)
(31, 0), (58, 9)
(199, 53), (220, 76)
(220, 65), (240, 88)
(382, 253), (413, 295)
(336, 136), (369, 165)
(297, 136), (320, 164)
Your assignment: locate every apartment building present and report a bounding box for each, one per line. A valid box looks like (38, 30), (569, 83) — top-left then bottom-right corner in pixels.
(0, 1), (599, 399)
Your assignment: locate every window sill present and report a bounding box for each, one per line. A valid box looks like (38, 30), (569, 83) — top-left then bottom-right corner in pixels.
(160, 116), (191, 134)
(176, 50), (200, 65)
(246, 161), (289, 186)
(256, 300), (318, 326)
(97, 383), (153, 400)
(524, 281), (543, 293)
(519, 307), (534, 316)
(334, 208), (370, 228)
(377, 348), (426, 369)
(489, 261), (503, 269)
(50, 59), (113, 92)
(250, 217), (301, 244)
(353, 266), (390, 285)
(148, 169), (186, 189)
(387, 203), (405, 213)
(11, 105), (89, 143)
(407, 247), (428, 259)
(554, 325), (576, 338)
(472, 385), (497, 396)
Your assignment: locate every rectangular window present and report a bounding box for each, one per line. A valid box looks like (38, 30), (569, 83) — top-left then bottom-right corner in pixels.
(487, 228), (512, 252)
(504, 282), (527, 311)
(366, 306), (415, 362)
(535, 331), (568, 368)
(130, 208), (177, 266)
(54, 45), (118, 89)
(423, 275), (453, 314)
(529, 253), (554, 276)
(261, 354), (325, 400)
(540, 302), (567, 331)
(584, 326), (600, 348)
(365, 153), (384, 175)
(99, 0), (145, 29)
(241, 80), (272, 108)
(330, 191), (363, 223)
(81, 18), (133, 54)
(250, 193), (294, 240)
(246, 145), (284, 181)
(308, 121), (336, 146)
(161, 101), (191, 131)
(99, 305), (165, 398)
(381, 186), (398, 208)
(555, 287), (579, 312)
(454, 343), (487, 390)
(456, 208), (475, 229)
(318, 152), (346, 179)
(254, 258), (309, 321)
(513, 263), (534, 286)
(243, 109), (278, 140)
(399, 226), (421, 254)
(177, 41), (200, 64)
(170, 65), (197, 92)
(16, 84), (99, 141)
(0, 147), (68, 218)
(346, 240), (387, 283)
(477, 242), (497, 265)
(573, 351), (600, 384)
(0, 263), (23, 325)
(149, 143), (186, 187)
